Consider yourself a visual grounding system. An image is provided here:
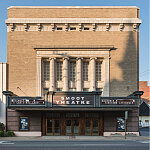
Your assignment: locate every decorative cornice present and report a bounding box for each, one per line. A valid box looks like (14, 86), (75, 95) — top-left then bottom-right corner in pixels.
(6, 18), (141, 24)
(34, 45), (114, 51)
(7, 6), (139, 9)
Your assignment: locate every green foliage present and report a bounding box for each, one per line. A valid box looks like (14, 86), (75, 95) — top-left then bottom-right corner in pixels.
(0, 122), (5, 131)
(6, 131), (15, 137)
(0, 131), (4, 137)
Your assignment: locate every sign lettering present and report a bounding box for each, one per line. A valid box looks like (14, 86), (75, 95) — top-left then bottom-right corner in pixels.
(53, 96), (93, 105)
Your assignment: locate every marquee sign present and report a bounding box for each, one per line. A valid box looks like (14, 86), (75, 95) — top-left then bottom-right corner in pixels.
(53, 96), (94, 105)
(9, 97), (45, 106)
(101, 98), (136, 106)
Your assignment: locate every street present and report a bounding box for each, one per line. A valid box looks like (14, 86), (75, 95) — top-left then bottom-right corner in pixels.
(0, 140), (149, 150)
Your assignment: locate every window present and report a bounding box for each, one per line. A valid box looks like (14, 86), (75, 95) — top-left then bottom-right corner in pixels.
(83, 27), (89, 30)
(57, 88), (62, 91)
(96, 62), (102, 81)
(70, 27), (76, 30)
(83, 62), (89, 81)
(43, 88), (49, 96)
(96, 88), (102, 92)
(44, 62), (50, 81)
(56, 62), (62, 81)
(83, 88), (89, 92)
(70, 62), (76, 81)
(56, 27), (62, 30)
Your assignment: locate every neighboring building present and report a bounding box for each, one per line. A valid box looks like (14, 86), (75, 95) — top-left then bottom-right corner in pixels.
(139, 81), (150, 105)
(139, 101), (150, 127)
(0, 63), (7, 125)
(4, 6), (142, 136)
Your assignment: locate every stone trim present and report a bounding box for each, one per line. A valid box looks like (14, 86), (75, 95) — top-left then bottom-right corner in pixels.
(6, 18), (141, 24)
(7, 6), (139, 9)
(34, 45), (114, 50)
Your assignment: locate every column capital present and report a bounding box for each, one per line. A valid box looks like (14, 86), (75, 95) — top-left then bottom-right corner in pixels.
(90, 57), (97, 61)
(76, 57), (83, 60)
(49, 57), (56, 61)
(63, 57), (69, 60)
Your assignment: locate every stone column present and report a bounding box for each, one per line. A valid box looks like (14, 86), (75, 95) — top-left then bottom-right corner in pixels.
(76, 58), (82, 91)
(63, 57), (69, 91)
(103, 56), (110, 96)
(90, 57), (96, 91)
(36, 57), (42, 96)
(49, 57), (55, 91)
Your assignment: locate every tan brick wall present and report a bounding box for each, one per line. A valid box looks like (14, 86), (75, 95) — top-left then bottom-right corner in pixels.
(7, 7), (139, 18)
(7, 30), (138, 97)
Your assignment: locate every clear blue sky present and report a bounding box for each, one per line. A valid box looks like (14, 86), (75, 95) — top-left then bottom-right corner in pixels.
(0, 0), (149, 83)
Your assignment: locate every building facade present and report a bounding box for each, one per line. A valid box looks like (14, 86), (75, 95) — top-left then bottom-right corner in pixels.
(4, 6), (142, 136)
(0, 63), (7, 125)
(139, 81), (150, 105)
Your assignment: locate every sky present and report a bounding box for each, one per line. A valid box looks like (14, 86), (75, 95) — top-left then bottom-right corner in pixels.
(0, 0), (149, 84)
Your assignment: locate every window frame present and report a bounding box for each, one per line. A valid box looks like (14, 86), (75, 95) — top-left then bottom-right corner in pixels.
(43, 61), (50, 81)
(82, 61), (89, 81)
(96, 61), (102, 81)
(56, 61), (63, 81)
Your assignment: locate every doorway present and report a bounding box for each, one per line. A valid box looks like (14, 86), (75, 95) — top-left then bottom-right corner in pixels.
(46, 119), (60, 135)
(66, 119), (79, 135)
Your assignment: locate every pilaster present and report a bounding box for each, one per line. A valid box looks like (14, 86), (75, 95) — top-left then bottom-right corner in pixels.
(63, 57), (69, 91)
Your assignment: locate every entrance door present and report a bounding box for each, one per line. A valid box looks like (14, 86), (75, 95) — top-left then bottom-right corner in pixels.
(92, 120), (99, 136)
(66, 119), (79, 135)
(47, 119), (53, 135)
(46, 119), (60, 135)
(85, 119), (99, 136)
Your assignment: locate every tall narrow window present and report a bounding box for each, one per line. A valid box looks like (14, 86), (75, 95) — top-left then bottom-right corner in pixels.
(56, 62), (62, 81)
(83, 62), (89, 81)
(44, 62), (50, 81)
(96, 62), (102, 81)
(70, 62), (76, 81)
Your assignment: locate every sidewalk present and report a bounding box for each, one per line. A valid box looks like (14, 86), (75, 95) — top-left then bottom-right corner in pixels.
(0, 135), (149, 141)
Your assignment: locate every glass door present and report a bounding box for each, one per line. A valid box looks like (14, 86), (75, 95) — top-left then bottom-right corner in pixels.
(92, 120), (99, 135)
(73, 120), (79, 135)
(54, 120), (60, 135)
(47, 119), (53, 135)
(85, 120), (91, 135)
(66, 120), (72, 135)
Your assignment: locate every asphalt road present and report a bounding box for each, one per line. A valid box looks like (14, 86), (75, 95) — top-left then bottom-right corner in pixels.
(0, 140), (149, 150)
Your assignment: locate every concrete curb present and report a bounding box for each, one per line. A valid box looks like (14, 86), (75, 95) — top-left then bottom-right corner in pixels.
(0, 136), (149, 141)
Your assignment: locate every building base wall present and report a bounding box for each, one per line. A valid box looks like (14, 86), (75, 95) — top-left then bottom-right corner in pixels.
(104, 132), (139, 136)
(14, 131), (42, 136)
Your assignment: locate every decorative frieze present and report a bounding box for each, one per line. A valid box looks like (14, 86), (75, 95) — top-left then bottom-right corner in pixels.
(7, 22), (139, 32)
(133, 23), (138, 31)
(119, 23), (124, 31)
(79, 23), (82, 31)
(92, 23), (96, 31)
(106, 24), (110, 31)
(10, 23), (15, 31)
(51, 23), (55, 31)
(24, 23), (28, 31)
(65, 23), (68, 31)
(37, 23), (42, 31)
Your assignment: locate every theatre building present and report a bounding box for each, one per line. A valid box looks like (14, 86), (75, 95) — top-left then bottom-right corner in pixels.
(4, 6), (143, 136)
